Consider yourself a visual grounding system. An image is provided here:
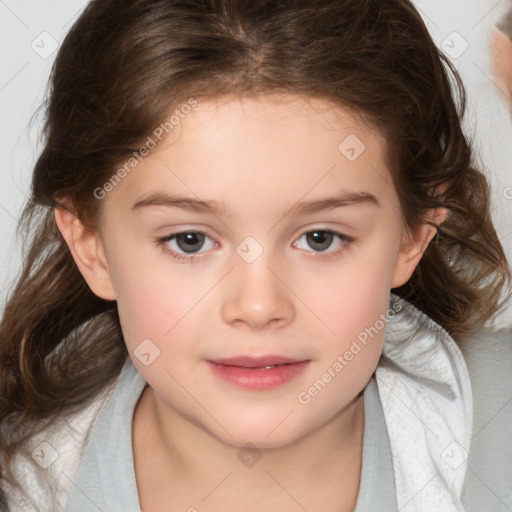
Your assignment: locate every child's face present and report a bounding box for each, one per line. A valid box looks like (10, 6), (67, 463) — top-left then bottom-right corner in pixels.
(85, 94), (430, 448)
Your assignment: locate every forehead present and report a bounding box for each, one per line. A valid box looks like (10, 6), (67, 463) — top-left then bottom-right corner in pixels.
(106, 94), (395, 213)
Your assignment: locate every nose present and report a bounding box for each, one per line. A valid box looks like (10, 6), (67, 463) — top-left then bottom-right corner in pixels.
(221, 254), (295, 330)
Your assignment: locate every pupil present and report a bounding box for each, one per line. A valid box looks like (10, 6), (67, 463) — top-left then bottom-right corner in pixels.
(308, 231), (332, 251)
(177, 233), (204, 253)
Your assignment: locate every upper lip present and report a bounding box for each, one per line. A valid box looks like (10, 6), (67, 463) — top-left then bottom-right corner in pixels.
(208, 355), (308, 368)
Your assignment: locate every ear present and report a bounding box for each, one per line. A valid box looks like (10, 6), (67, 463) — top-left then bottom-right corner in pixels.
(391, 207), (449, 289)
(54, 206), (117, 301)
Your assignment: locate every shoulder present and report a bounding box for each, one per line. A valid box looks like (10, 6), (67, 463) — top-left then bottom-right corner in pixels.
(457, 327), (512, 510)
(457, 326), (512, 435)
(458, 326), (512, 400)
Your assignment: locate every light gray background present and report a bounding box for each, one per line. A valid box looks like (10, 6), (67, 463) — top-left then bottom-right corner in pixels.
(1, 0), (511, 326)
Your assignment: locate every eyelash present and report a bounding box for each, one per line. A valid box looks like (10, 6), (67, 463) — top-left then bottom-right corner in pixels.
(156, 229), (214, 264)
(155, 229), (354, 264)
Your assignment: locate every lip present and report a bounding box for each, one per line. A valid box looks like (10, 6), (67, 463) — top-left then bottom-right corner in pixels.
(209, 355), (305, 368)
(207, 355), (310, 390)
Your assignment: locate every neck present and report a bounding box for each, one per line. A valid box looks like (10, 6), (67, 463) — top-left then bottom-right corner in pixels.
(134, 386), (365, 511)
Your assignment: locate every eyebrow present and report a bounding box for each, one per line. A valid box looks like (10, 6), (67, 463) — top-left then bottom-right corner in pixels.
(131, 191), (380, 217)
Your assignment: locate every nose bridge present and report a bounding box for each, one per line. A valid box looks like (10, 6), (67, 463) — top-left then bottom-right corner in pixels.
(221, 238), (294, 329)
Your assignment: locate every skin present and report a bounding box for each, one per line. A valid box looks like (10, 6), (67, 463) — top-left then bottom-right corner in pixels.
(55, 94), (446, 511)
(491, 28), (512, 106)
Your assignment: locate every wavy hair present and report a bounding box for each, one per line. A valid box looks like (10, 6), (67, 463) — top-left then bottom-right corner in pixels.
(1, 0), (510, 507)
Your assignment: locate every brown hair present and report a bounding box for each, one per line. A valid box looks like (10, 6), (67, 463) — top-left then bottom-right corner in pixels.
(1, 0), (510, 507)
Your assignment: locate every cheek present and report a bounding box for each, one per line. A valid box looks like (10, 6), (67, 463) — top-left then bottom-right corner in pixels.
(295, 237), (399, 396)
(304, 240), (399, 338)
(107, 246), (198, 351)
(113, 269), (203, 389)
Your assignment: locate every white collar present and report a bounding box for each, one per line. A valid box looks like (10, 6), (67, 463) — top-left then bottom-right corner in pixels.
(376, 294), (473, 511)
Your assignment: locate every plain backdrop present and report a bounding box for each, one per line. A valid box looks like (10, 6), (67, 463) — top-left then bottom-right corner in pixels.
(1, 0), (511, 326)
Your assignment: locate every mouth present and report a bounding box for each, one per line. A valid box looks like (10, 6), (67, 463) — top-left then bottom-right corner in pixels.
(206, 355), (310, 390)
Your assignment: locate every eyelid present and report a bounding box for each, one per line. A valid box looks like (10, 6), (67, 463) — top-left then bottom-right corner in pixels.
(156, 228), (218, 263)
(291, 222), (354, 242)
(292, 228), (354, 256)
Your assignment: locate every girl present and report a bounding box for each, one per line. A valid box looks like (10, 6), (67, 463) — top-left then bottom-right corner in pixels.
(1, 0), (511, 511)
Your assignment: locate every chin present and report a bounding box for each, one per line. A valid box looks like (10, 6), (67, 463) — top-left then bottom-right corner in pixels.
(205, 415), (315, 452)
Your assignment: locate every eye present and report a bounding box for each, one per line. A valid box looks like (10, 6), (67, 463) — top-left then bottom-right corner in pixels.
(293, 229), (353, 257)
(157, 230), (217, 263)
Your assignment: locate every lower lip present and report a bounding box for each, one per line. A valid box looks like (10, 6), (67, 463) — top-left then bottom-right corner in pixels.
(207, 361), (310, 390)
